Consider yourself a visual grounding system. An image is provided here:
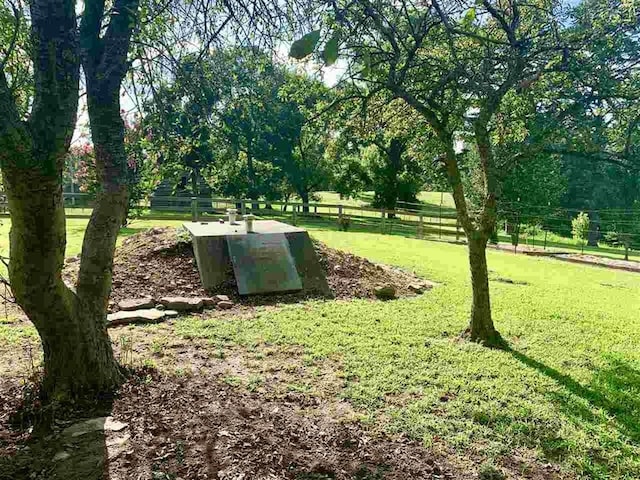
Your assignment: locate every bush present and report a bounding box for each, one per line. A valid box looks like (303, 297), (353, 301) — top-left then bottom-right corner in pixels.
(571, 212), (590, 253)
(338, 215), (351, 231)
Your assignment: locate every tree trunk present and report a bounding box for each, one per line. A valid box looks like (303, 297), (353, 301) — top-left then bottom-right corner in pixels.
(467, 233), (501, 346)
(587, 210), (600, 247)
(300, 191), (310, 213)
(3, 167), (122, 400)
(246, 152), (259, 211)
(0, 0), (126, 400)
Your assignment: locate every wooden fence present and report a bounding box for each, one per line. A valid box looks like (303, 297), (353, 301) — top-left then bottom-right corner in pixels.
(0, 192), (466, 242)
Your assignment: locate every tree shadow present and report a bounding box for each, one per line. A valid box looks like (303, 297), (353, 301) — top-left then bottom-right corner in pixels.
(0, 390), (116, 480)
(507, 347), (640, 447)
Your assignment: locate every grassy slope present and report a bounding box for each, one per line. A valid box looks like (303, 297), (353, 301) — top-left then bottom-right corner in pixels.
(177, 231), (640, 479)
(2, 219), (640, 477)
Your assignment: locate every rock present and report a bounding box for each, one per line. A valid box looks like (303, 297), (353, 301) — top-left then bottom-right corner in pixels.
(164, 310), (179, 318)
(217, 300), (234, 310)
(408, 283), (426, 294)
(215, 294), (230, 302)
(106, 433), (131, 460)
(104, 417), (128, 432)
(202, 297), (216, 307)
(53, 451), (71, 461)
(374, 284), (396, 300)
(118, 297), (155, 311)
(107, 309), (166, 326)
(155, 304), (165, 310)
(159, 296), (203, 311)
(62, 416), (128, 438)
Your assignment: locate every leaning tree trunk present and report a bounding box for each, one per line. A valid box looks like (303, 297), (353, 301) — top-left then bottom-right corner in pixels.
(466, 232), (501, 346)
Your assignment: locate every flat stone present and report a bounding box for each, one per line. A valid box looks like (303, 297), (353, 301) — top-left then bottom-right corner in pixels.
(164, 310), (179, 318)
(62, 416), (128, 438)
(105, 417), (128, 432)
(107, 309), (166, 326)
(217, 300), (234, 310)
(202, 297), (217, 307)
(118, 297), (155, 311)
(374, 284), (396, 300)
(214, 294), (230, 302)
(53, 451), (71, 461)
(159, 296), (204, 311)
(106, 433), (131, 460)
(408, 283), (427, 294)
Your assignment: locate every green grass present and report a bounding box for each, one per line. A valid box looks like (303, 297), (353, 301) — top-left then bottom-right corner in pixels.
(174, 231), (640, 479)
(2, 210), (640, 477)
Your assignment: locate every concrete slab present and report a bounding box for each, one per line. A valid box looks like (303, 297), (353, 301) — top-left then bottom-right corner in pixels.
(227, 233), (302, 295)
(183, 220), (305, 237)
(184, 220), (329, 295)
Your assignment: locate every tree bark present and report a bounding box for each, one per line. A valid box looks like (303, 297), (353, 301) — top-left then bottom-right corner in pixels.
(0, 0), (125, 400)
(467, 233), (501, 346)
(3, 167), (122, 399)
(300, 190), (310, 213)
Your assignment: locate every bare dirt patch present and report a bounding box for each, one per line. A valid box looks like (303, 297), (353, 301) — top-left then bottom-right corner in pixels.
(0, 371), (463, 480)
(62, 227), (431, 312)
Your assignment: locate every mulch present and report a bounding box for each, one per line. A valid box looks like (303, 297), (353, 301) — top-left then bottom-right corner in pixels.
(0, 372), (460, 480)
(63, 227), (429, 312)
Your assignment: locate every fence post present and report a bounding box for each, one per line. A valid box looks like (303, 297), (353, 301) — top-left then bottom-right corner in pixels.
(439, 192), (443, 239)
(381, 209), (386, 233)
(191, 197), (198, 222)
(456, 218), (460, 242)
(338, 204), (343, 218)
(419, 215), (424, 239)
(240, 201), (246, 216)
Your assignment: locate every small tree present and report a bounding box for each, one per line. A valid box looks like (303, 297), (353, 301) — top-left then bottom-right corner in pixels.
(572, 212), (590, 253)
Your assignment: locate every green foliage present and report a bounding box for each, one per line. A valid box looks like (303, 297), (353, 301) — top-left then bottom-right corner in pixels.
(572, 212), (590, 252)
(322, 32), (340, 66)
(289, 30), (321, 59)
(141, 47), (340, 204)
(337, 214), (351, 231)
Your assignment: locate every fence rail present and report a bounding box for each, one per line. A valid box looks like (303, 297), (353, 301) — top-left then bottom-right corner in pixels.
(0, 192), (465, 242)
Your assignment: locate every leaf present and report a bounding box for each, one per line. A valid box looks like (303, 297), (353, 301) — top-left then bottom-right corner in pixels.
(322, 33), (340, 66)
(462, 7), (476, 28)
(361, 51), (371, 77)
(289, 30), (321, 60)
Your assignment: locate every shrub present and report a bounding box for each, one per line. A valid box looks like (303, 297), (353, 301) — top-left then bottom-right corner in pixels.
(338, 215), (351, 231)
(571, 212), (590, 253)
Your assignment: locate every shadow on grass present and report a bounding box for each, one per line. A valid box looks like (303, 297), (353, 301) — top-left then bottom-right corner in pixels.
(507, 347), (640, 448)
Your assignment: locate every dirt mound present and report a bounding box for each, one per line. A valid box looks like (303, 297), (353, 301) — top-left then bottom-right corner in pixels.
(64, 227), (429, 311)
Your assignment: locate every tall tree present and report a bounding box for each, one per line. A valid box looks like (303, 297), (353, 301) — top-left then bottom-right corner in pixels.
(0, 0), (128, 399)
(294, 0), (584, 345)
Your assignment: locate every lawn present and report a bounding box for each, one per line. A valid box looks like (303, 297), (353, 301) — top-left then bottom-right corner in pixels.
(1, 219), (640, 478)
(175, 231), (640, 479)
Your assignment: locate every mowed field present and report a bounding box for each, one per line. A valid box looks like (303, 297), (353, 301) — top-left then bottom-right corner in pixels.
(1, 218), (640, 478)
